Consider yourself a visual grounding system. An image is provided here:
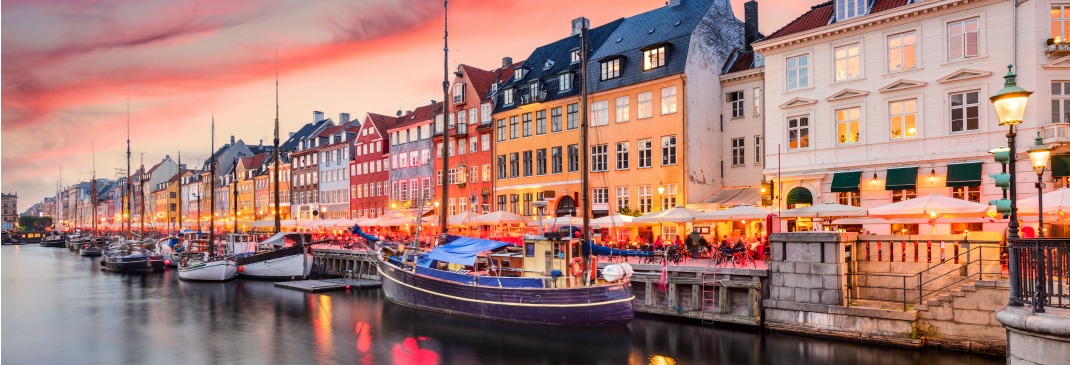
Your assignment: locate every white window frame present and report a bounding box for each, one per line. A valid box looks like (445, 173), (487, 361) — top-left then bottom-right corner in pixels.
(835, 106), (862, 145)
(615, 96), (630, 122)
(727, 91), (744, 118)
(889, 98), (918, 140)
(591, 144), (608, 172)
(887, 31), (917, 73)
(786, 54), (810, 90)
(660, 86), (677, 115)
(661, 135), (677, 166)
(787, 115), (810, 150)
(947, 18), (980, 62)
(1053, 81), (1070, 124)
(591, 100), (609, 126)
(638, 138), (652, 168)
(638, 91), (653, 119)
(949, 90), (981, 133)
(731, 137), (745, 166)
(835, 0), (868, 22)
(833, 43), (861, 82)
(643, 46), (667, 70)
(615, 141), (629, 170)
(616, 186), (630, 212)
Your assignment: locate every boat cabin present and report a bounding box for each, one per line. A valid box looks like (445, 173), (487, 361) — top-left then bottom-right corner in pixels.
(226, 234), (257, 254)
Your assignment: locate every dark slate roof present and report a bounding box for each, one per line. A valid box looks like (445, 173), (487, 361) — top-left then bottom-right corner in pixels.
(281, 118), (332, 152)
(481, 60), (524, 104)
(493, 18), (625, 114)
(765, 0), (911, 41)
(586, 0), (737, 92)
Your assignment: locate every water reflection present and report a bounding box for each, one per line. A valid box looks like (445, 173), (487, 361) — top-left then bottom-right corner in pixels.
(2, 246), (1002, 365)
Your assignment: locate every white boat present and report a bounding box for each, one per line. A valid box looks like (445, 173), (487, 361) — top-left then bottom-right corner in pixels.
(177, 252), (237, 281)
(155, 236), (181, 267)
(234, 233), (314, 280)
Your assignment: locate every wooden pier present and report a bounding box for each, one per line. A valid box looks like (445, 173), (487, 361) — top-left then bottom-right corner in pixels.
(274, 278), (380, 293)
(313, 248), (380, 280)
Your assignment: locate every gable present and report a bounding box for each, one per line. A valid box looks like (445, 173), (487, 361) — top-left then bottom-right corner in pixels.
(825, 88), (869, 102)
(1043, 55), (1070, 69)
(779, 97), (818, 109)
(937, 69), (992, 84)
(879, 79), (927, 93)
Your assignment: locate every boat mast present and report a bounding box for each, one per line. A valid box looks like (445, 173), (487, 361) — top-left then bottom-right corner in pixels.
(232, 156), (238, 234)
(139, 153), (145, 238)
(274, 50), (282, 234)
(210, 114), (216, 255)
(126, 100), (132, 240)
(55, 168), (59, 232)
(91, 141), (97, 239)
(438, 0), (450, 237)
(177, 151), (183, 235)
(579, 21), (592, 284)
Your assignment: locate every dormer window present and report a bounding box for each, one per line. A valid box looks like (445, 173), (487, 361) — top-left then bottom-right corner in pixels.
(452, 83), (465, 104)
(835, 0), (867, 22)
(514, 68), (526, 80)
(559, 72), (573, 92)
(504, 89), (515, 105)
(570, 49), (581, 64)
(600, 59), (621, 80)
(543, 59), (555, 70)
(643, 46), (666, 70)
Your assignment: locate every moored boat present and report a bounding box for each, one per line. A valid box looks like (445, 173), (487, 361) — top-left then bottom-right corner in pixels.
(101, 241), (157, 274)
(41, 233), (67, 248)
(178, 252), (237, 281)
(232, 233), (313, 280)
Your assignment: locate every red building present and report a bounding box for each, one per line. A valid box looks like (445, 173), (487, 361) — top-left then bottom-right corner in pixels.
(350, 113), (397, 218)
(434, 60), (520, 216)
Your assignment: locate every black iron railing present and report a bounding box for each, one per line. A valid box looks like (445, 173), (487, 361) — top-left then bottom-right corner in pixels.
(1010, 239), (1070, 312)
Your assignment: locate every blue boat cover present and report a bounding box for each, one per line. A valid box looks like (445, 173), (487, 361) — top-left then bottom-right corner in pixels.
(349, 224), (379, 242)
(414, 266), (544, 288)
(583, 239), (654, 257)
(418, 235), (510, 267)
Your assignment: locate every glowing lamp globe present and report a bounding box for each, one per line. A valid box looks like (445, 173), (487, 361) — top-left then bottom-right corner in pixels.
(989, 65), (1032, 127)
(1027, 132), (1052, 175)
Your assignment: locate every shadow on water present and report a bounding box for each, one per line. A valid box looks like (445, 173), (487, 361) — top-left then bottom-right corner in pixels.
(2, 246), (1004, 365)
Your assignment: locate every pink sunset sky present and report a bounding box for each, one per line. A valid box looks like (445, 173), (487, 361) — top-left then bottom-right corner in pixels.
(1, 0), (819, 206)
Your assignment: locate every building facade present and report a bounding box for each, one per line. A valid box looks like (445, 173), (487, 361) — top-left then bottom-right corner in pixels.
(2, 193), (17, 231)
(351, 113), (397, 218)
(388, 102), (440, 212)
(317, 115), (356, 219)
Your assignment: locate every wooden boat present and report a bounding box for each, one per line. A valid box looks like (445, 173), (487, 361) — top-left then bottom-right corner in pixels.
(232, 233), (313, 280)
(41, 233), (66, 248)
(178, 252), (237, 281)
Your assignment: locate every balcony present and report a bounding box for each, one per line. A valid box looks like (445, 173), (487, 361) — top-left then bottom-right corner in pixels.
(1043, 122), (1070, 144)
(518, 90), (548, 106)
(1045, 39), (1070, 56)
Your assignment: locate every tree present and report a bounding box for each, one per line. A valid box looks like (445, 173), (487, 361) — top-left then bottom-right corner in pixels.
(18, 216), (52, 231)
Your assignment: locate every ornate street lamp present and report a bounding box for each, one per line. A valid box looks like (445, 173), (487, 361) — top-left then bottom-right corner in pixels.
(1027, 132), (1051, 237)
(990, 64), (1032, 307)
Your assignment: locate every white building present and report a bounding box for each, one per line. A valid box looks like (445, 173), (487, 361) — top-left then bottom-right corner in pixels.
(753, 0), (1063, 234)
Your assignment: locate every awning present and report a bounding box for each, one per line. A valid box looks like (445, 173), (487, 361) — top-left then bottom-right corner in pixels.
(945, 162), (982, 187)
(885, 167), (918, 191)
(785, 187), (813, 206)
(1052, 155), (1070, 178)
(418, 235), (511, 267)
(830, 171), (862, 192)
(701, 187), (761, 206)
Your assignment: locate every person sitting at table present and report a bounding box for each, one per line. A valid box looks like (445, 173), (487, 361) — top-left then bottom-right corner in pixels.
(698, 235), (709, 258)
(732, 238), (747, 254)
(653, 235), (664, 251)
(718, 238), (733, 257)
(673, 235), (684, 249)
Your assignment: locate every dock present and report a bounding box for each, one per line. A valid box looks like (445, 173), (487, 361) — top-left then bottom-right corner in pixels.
(274, 278), (380, 293)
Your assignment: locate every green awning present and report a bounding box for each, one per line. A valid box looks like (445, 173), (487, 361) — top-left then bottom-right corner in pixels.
(1052, 155), (1070, 178)
(785, 187), (813, 206)
(945, 162), (982, 187)
(885, 167), (918, 191)
(830, 171), (862, 192)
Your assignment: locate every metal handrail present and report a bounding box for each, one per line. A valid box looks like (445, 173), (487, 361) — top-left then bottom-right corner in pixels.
(907, 245), (1004, 305)
(1009, 239), (1070, 311)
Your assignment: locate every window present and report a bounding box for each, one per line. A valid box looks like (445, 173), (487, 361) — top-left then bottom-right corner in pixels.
(509, 116), (519, 139)
(1054, 5), (1070, 40)
(509, 153), (519, 178)
(536, 110), (546, 135)
(481, 103), (492, 124)
(615, 142), (629, 170)
(638, 139), (653, 168)
(593, 188), (609, 207)
(523, 150), (533, 177)
(891, 189), (917, 203)
(504, 89), (514, 105)
(423, 178), (432, 199)
(786, 55), (810, 90)
(551, 107), (563, 132)
(950, 91), (980, 133)
(470, 107), (478, 125)
(523, 193), (533, 216)
(836, 107), (861, 144)
(642, 46), (666, 70)
(497, 195), (506, 212)
(591, 144), (608, 172)
(727, 91), (744, 118)
(399, 180), (409, 201)
(731, 138), (745, 166)
(1052, 82), (1070, 124)
(887, 32), (916, 72)
(616, 186), (630, 212)
(660, 86), (677, 115)
(469, 137), (478, 154)
(514, 68), (526, 80)
(447, 140), (455, 157)
(567, 103), (579, 130)
(952, 186), (981, 203)
(567, 144), (579, 172)
(753, 87), (762, 116)
(497, 155), (507, 179)
(482, 164), (491, 181)
(788, 116), (810, 150)
(615, 96), (630, 122)
(482, 134), (491, 151)
(837, 191), (861, 207)
(510, 194), (520, 214)
(835, 0), (868, 21)
(570, 49), (581, 64)
(834, 44), (860, 81)
(661, 184), (677, 210)
(591, 100), (609, 126)
(661, 135), (677, 166)
(754, 135), (763, 165)
(638, 91), (653, 119)
(536, 149), (547, 175)
(559, 73), (573, 92)
(889, 99), (918, 139)
(497, 119), (506, 141)
(638, 185), (653, 213)
(552, 147), (563, 174)
(522, 113), (532, 137)
(947, 18), (979, 61)
(600, 59), (621, 80)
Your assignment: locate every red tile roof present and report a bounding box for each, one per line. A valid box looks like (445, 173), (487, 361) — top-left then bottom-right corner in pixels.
(392, 101), (443, 130)
(722, 49), (756, 74)
(240, 153), (267, 170)
(364, 113), (398, 138)
(317, 125), (345, 138)
(765, 0), (911, 41)
(460, 64), (497, 101)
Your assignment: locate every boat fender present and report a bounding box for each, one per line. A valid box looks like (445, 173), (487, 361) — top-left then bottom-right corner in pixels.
(589, 256), (598, 281)
(164, 260), (171, 266)
(237, 266), (244, 273)
(620, 263), (634, 280)
(570, 257), (584, 277)
(602, 264), (624, 282)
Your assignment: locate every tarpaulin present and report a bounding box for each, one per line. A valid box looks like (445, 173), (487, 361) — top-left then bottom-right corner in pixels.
(418, 235), (510, 267)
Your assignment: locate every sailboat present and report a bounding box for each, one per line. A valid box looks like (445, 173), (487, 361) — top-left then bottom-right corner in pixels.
(102, 105), (159, 273)
(178, 114), (237, 281)
(374, 6), (634, 326)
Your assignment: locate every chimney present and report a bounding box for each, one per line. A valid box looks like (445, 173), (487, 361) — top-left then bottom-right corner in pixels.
(313, 111), (324, 122)
(744, 0), (759, 51)
(570, 17), (589, 36)
(340, 112), (350, 125)
(289, 132), (295, 138)
(501, 57), (513, 68)
(396, 110), (403, 117)
(668, 0), (682, 7)
(230, 135), (235, 144)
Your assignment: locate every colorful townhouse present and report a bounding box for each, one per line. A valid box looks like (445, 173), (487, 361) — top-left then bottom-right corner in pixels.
(351, 113), (398, 218)
(388, 102), (440, 213)
(317, 114), (356, 219)
(491, 17), (624, 218)
(434, 60), (520, 217)
(290, 111), (336, 220)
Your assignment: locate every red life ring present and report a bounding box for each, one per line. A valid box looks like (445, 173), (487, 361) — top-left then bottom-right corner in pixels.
(570, 257), (583, 277)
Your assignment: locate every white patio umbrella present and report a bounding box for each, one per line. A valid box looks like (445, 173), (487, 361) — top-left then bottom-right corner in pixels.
(1018, 188), (1070, 215)
(695, 205), (775, 221)
(633, 206), (705, 224)
(779, 203), (868, 218)
(867, 194), (991, 220)
(589, 214), (637, 228)
(447, 211), (480, 226)
(474, 211), (528, 225)
(541, 215), (584, 227)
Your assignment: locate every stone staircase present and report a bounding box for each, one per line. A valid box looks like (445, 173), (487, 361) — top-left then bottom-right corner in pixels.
(911, 278), (1009, 353)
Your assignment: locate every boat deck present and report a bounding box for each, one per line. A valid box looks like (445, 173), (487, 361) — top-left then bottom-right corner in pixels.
(273, 278), (380, 293)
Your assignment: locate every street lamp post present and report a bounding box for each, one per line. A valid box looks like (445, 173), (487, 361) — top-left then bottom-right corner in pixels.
(1027, 132), (1051, 313)
(990, 64), (1033, 307)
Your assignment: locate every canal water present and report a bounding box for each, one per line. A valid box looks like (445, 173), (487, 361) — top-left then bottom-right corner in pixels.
(3, 245), (1002, 365)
